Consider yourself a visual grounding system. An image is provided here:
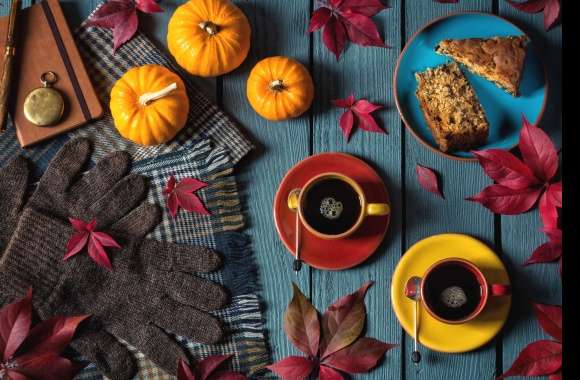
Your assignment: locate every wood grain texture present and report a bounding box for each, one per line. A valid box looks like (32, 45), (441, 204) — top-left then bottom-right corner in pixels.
(403, 2), (499, 380)
(221, 0), (312, 373)
(310, 0), (403, 379)
(496, 4), (562, 379)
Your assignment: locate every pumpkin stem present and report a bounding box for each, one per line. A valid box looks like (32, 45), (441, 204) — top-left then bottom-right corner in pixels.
(138, 83), (178, 106)
(269, 79), (285, 92)
(199, 21), (219, 35)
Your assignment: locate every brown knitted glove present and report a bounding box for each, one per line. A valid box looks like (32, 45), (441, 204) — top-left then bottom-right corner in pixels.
(0, 139), (227, 379)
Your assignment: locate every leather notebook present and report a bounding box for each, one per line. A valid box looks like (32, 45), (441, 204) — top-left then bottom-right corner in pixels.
(0, 0), (103, 147)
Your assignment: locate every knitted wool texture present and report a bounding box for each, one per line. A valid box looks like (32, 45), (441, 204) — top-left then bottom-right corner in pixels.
(0, 139), (227, 379)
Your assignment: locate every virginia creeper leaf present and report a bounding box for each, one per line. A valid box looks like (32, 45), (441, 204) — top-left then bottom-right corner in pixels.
(284, 284), (320, 357)
(519, 116), (558, 182)
(177, 358), (196, 380)
(532, 303), (562, 341)
(0, 289), (32, 361)
(308, 7), (332, 32)
(340, 11), (388, 48)
(19, 315), (89, 358)
(323, 337), (396, 373)
(135, 0), (163, 13)
(64, 219), (120, 271)
(340, 0), (387, 16)
(267, 356), (315, 380)
(415, 164), (444, 198)
(499, 340), (562, 378)
(471, 149), (539, 190)
(319, 365), (344, 380)
(505, 0), (561, 30)
(332, 95), (384, 141)
(320, 282), (373, 358)
(539, 191), (559, 230)
(164, 176), (211, 217)
(197, 354), (232, 380)
(466, 184), (543, 215)
(323, 16), (347, 60)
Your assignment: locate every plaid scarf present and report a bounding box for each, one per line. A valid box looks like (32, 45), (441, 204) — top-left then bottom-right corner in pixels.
(0, 4), (271, 379)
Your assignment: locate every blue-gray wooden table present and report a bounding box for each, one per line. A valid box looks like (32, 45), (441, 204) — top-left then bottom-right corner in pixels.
(2, 1), (562, 379)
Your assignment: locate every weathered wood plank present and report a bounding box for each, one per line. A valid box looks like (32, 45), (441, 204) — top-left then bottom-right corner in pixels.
(403, 2), (497, 380)
(221, 0), (312, 371)
(310, 0), (402, 378)
(496, 4), (562, 379)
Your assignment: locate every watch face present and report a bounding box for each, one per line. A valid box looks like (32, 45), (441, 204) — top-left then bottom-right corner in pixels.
(23, 87), (65, 127)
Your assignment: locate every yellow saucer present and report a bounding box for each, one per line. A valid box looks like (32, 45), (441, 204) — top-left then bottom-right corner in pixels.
(391, 234), (511, 353)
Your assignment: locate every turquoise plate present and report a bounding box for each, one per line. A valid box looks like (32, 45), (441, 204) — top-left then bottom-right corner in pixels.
(394, 12), (547, 161)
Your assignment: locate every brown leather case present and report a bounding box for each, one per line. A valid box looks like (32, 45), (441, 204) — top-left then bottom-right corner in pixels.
(0, 0), (103, 147)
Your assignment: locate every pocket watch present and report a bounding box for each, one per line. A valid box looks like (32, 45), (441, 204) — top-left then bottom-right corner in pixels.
(23, 71), (65, 127)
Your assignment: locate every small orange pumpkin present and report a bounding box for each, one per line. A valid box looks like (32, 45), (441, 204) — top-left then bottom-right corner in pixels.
(167, 0), (251, 77)
(110, 64), (189, 146)
(246, 56), (314, 121)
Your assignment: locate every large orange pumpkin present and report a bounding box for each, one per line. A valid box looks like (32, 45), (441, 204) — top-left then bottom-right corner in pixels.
(246, 56), (315, 121)
(110, 64), (189, 146)
(167, 0), (251, 77)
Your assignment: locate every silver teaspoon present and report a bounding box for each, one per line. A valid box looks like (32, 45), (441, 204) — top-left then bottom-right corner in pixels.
(405, 276), (422, 364)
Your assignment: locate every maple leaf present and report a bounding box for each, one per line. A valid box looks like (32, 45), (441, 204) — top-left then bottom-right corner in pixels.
(499, 303), (562, 379)
(64, 218), (121, 271)
(267, 282), (396, 380)
(0, 289), (89, 380)
(86, 0), (164, 52)
(163, 175), (211, 218)
(177, 355), (248, 380)
(505, 0), (561, 30)
(332, 95), (385, 141)
(415, 164), (444, 198)
(307, 0), (390, 60)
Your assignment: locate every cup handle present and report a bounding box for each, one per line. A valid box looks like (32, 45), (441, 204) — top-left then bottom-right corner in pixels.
(366, 203), (390, 216)
(490, 284), (511, 296)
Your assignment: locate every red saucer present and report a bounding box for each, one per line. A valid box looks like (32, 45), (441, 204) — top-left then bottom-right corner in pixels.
(273, 153), (390, 270)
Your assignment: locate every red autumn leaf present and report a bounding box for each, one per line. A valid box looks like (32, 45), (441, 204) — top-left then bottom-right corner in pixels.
(284, 284), (320, 357)
(499, 340), (562, 378)
(525, 226), (561, 266)
(505, 0), (561, 30)
(415, 164), (444, 198)
(307, 0), (389, 59)
(340, 0), (386, 16)
(319, 365), (344, 380)
(135, 0), (163, 13)
(466, 184), (542, 215)
(519, 116), (558, 182)
(64, 218), (121, 271)
(196, 355), (233, 380)
(164, 176), (211, 218)
(320, 281), (373, 359)
(546, 182), (562, 207)
(266, 356), (315, 380)
(340, 11), (389, 48)
(211, 373), (248, 380)
(332, 95), (384, 141)
(549, 371), (562, 380)
(539, 191), (559, 230)
(86, 0), (164, 52)
(322, 337), (396, 373)
(472, 149), (539, 190)
(532, 303), (562, 341)
(434, 0), (459, 2)
(0, 290), (86, 380)
(177, 358), (196, 380)
(0, 289), (32, 361)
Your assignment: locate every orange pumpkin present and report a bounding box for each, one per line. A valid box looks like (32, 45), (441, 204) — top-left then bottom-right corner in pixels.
(167, 0), (251, 77)
(246, 56), (314, 121)
(110, 64), (189, 146)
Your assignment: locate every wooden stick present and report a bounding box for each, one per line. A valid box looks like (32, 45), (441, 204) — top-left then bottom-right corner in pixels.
(0, 0), (21, 133)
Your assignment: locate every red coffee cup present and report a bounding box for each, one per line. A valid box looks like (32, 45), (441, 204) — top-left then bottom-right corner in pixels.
(417, 258), (510, 324)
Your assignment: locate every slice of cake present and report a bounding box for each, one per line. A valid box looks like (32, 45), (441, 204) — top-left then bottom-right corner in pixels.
(435, 35), (528, 96)
(415, 62), (489, 153)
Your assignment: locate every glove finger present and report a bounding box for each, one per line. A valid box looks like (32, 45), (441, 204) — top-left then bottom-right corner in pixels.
(70, 151), (131, 207)
(152, 297), (223, 344)
(112, 323), (185, 375)
(70, 328), (137, 380)
(111, 202), (161, 239)
(142, 240), (222, 273)
(35, 138), (91, 196)
(162, 272), (228, 311)
(89, 174), (147, 227)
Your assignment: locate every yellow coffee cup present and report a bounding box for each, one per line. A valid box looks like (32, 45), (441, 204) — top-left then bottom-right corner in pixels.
(288, 172), (390, 240)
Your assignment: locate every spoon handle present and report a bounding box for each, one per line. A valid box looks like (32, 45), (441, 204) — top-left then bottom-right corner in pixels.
(293, 211), (302, 273)
(412, 300), (421, 364)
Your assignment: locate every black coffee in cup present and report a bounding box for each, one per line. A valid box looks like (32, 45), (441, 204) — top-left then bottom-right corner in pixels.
(423, 262), (483, 321)
(302, 178), (361, 236)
